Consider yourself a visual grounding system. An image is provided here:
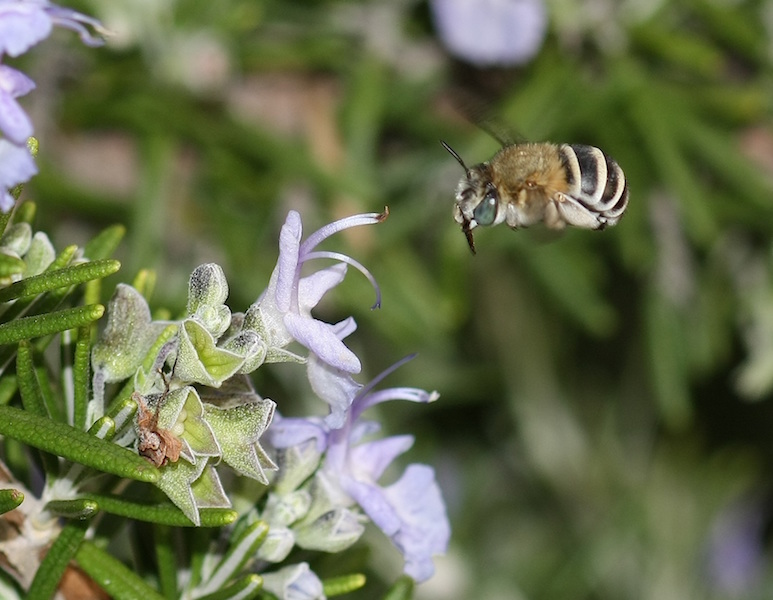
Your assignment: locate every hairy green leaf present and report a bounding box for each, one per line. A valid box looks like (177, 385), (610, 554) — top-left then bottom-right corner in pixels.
(45, 498), (100, 520)
(193, 575), (262, 600)
(83, 224), (126, 261)
(77, 493), (237, 527)
(75, 540), (167, 600)
(382, 576), (414, 600)
(27, 519), (88, 600)
(0, 259), (120, 303)
(0, 405), (158, 482)
(0, 253), (25, 278)
(0, 488), (24, 514)
(324, 574), (367, 597)
(0, 304), (105, 346)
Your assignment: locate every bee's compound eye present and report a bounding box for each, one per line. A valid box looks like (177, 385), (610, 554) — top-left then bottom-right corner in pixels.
(473, 194), (497, 226)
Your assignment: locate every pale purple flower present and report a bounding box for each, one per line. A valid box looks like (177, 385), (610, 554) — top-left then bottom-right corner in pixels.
(430, 0), (547, 67)
(0, 139), (36, 211)
(261, 562), (325, 600)
(0, 0), (104, 212)
(0, 0), (105, 58)
(253, 209), (386, 374)
(0, 65), (34, 144)
(270, 356), (450, 583)
(706, 498), (765, 594)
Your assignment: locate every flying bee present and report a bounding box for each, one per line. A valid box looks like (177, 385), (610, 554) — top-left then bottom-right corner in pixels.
(442, 140), (629, 253)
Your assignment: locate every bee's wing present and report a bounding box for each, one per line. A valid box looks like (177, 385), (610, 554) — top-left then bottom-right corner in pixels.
(478, 117), (521, 146)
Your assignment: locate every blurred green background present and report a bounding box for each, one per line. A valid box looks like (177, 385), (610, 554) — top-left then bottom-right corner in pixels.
(13, 0), (773, 597)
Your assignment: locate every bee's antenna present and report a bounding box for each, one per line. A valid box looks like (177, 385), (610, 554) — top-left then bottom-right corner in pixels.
(440, 140), (471, 178)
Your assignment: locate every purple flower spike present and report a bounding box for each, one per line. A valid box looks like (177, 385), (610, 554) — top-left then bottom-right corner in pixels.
(0, 0), (104, 212)
(0, 65), (35, 144)
(369, 464), (450, 582)
(254, 209), (387, 373)
(430, 0), (547, 67)
(0, 0), (105, 58)
(270, 355), (449, 583)
(0, 139), (37, 210)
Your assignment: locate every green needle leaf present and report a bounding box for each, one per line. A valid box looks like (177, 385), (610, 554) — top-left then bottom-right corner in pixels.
(46, 244), (78, 272)
(194, 574), (262, 600)
(75, 540), (167, 600)
(17, 340), (49, 418)
(0, 405), (158, 482)
(17, 340), (59, 476)
(0, 488), (24, 514)
(195, 520), (268, 595)
(88, 415), (116, 440)
(324, 574), (367, 597)
(153, 525), (177, 600)
(104, 396), (137, 434)
(0, 304), (105, 346)
(0, 374), (17, 405)
(45, 498), (100, 519)
(27, 519), (88, 600)
(77, 493), (237, 527)
(13, 199), (35, 223)
(0, 253), (25, 278)
(83, 224), (126, 261)
(0, 259), (121, 303)
(73, 325), (92, 430)
(382, 575), (414, 600)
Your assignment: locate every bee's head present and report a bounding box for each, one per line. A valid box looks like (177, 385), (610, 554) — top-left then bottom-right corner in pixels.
(441, 141), (500, 255)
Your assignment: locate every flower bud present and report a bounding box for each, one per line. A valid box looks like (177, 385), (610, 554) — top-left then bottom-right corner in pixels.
(294, 507), (364, 553)
(256, 526), (295, 563)
(187, 263), (229, 316)
(261, 563), (325, 600)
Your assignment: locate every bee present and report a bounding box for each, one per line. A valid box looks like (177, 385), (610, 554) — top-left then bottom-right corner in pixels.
(442, 140), (629, 253)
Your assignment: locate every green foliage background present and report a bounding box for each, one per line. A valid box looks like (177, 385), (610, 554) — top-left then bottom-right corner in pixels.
(14, 0), (773, 597)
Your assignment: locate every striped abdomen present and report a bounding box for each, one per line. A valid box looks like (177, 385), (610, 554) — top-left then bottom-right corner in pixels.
(559, 144), (629, 227)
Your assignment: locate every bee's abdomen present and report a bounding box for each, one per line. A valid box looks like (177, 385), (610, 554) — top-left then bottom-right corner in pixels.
(560, 144), (629, 224)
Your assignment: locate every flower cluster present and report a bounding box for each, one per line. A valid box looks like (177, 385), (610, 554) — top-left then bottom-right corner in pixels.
(92, 209), (450, 591)
(430, 0), (547, 67)
(0, 0), (104, 211)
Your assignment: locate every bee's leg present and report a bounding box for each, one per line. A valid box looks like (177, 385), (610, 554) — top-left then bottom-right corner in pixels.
(553, 195), (604, 229)
(543, 201), (567, 230)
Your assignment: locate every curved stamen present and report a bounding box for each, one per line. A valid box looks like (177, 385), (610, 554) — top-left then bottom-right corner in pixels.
(48, 8), (108, 46)
(351, 354), (430, 419)
(302, 250), (382, 309)
(299, 208), (389, 257)
(354, 387), (438, 420)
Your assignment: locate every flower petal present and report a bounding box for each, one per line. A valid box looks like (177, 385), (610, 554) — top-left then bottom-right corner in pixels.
(347, 435), (414, 482)
(0, 4), (53, 57)
(0, 64), (36, 97)
(269, 416), (328, 453)
(261, 563), (325, 600)
(275, 210), (302, 312)
(284, 313), (361, 374)
(382, 464), (450, 582)
(297, 263), (347, 313)
(431, 0), (547, 67)
(306, 353), (361, 430)
(0, 139), (37, 188)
